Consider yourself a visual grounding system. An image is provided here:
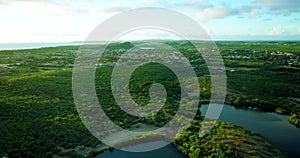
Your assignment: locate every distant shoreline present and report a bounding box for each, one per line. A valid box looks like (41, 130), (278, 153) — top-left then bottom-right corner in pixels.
(1, 40), (300, 51)
(0, 42), (105, 51)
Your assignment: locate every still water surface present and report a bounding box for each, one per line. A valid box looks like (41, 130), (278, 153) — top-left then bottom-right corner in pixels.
(201, 104), (300, 158)
(97, 104), (300, 158)
(95, 141), (187, 158)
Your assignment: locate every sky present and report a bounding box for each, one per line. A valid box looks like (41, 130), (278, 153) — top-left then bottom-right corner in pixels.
(0, 0), (300, 43)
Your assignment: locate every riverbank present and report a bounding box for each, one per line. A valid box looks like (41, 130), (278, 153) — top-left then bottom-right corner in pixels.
(201, 99), (300, 128)
(58, 104), (299, 158)
(229, 100), (300, 128)
(88, 119), (289, 158)
(54, 116), (290, 158)
(53, 123), (161, 158)
(174, 119), (288, 158)
(200, 104), (300, 157)
(288, 114), (300, 127)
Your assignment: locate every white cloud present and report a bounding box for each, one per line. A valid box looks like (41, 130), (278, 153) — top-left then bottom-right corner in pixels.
(118, 29), (181, 41)
(249, 8), (260, 18)
(0, 0), (55, 5)
(139, 0), (162, 5)
(297, 28), (300, 34)
(267, 26), (285, 35)
(196, 6), (232, 21)
(254, 0), (300, 15)
(195, 5), (258, 21)
(179, 0), (212, 11)
(0, 0), (112, 43)
(103, 3), (132, 13)
(0, 0), (97, 15)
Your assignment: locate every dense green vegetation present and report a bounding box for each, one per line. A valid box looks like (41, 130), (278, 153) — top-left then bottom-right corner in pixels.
(165, 40), (300, 126)
(0, 68), (103, 157)
(288, 104), (300, 127)
(216, 42), (300, 126)
(216, 41), (300, 53)
(0, 41), (299, 157)
(95, 63), (182, 128)
(174, 118), (288, 158)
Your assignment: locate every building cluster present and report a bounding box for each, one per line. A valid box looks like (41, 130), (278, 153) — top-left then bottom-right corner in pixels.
(221, 49), (299, 66)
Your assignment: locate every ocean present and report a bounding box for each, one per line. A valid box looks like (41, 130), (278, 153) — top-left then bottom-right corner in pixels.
(0, 42), (105, 50)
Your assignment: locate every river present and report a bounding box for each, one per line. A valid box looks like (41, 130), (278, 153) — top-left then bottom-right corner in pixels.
(95, 141), (187, 158)
(201, 104), (300, 158)
(96, 104), (300, 158)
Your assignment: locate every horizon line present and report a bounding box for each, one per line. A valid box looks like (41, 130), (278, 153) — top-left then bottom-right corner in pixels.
(1, 39), (300, 44)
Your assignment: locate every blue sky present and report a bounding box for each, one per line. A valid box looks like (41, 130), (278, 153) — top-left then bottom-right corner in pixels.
(0, 0), (300, 42)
